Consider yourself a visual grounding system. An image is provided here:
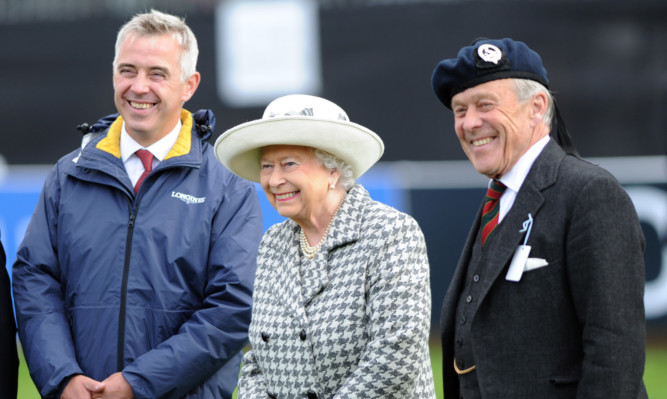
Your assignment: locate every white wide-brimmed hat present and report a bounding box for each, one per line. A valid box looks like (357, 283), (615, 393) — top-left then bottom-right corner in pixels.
(214, 94), (385, 183)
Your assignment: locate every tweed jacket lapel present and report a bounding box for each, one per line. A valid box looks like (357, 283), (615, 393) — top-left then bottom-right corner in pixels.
(464, 140), (563, 316)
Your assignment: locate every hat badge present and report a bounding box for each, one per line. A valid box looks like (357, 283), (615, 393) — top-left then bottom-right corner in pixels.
(477, 44), (502, 65)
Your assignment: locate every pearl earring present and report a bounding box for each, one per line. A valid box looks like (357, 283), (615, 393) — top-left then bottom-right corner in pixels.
(330, 183), (335, 190)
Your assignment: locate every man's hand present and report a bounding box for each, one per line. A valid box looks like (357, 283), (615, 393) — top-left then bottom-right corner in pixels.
(61, 374), (104, 399)
(90, 372), (134, 399)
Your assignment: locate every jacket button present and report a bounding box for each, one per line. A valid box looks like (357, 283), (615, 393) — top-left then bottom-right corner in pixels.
(268, 393), (277, 399)
(261, 332), (270, 343)
(299, 329), (307, 341)
(306, 390), (318, 399)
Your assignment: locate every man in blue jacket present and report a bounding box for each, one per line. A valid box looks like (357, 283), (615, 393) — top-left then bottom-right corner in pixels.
(13, 10), (262, 399)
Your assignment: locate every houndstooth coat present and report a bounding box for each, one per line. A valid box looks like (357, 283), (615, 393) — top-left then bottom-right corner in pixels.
(239, 184), (436, 399)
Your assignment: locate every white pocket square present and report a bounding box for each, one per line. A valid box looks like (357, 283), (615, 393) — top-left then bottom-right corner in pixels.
(524, 258), (549, 271)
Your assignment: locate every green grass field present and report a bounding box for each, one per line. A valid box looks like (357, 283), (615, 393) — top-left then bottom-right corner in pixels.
(17, 342), (667, 398)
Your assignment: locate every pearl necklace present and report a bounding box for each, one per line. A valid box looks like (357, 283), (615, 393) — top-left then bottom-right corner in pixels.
(299, 194), (346, 259)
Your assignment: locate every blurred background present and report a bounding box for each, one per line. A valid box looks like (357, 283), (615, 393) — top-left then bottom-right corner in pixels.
(1, 0), (665, 397)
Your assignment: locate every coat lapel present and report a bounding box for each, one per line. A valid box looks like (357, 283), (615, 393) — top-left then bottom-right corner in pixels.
(271, 222), (309, 323)
(300, 185), (363, 305)
(270, 185), (365, 318)
(471, 140), (564, 315)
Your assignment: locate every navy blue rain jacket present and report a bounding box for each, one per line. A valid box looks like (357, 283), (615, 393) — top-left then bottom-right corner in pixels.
(13, 109), (262, 398)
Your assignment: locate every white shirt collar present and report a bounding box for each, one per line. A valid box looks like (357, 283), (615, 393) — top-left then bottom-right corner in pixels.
(120, 119), (182, 162)
(494, 135), (550, 223)
(498, 135), (550, 193)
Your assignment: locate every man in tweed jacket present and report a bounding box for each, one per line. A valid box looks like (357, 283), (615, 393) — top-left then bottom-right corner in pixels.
(431, 38), (647, 398)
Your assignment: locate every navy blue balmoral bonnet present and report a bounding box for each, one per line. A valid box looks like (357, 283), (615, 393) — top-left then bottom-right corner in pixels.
(431, 37), (579, 156)
(431, 38), (548, 109)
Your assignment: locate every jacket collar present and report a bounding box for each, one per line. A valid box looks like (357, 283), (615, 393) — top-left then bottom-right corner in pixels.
(68, 109), (210, 194)
(95, 109), (194, 160)
(78, 109), (206, 170)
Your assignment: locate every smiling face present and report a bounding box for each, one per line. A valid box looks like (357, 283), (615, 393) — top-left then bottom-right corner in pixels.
(113, 33), (200, 146)
(451, 79), (548, 179)
(259, 145), (337, 226)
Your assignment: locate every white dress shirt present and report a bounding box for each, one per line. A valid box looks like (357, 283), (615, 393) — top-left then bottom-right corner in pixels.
(496, 135), (550, 223)
(121, 121), (182, 187)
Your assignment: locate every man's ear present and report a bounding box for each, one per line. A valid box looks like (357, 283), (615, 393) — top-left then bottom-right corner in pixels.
(531, 91), (548, 123)
(182, 72), (201, 103)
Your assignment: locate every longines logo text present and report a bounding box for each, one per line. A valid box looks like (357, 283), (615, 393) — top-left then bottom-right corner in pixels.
(171, 191), (206, 205)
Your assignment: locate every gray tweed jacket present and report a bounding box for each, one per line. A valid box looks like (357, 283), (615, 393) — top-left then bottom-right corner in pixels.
(239, 184), (436, 398)
(441, 140), (647, 398)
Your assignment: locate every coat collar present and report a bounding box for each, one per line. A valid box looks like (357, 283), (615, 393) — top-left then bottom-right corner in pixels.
(323, 183), (367, 251)
(266, 184), (369, 323)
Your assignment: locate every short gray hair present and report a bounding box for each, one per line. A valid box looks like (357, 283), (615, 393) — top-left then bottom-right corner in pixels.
(314, 149), (356, 191)
(113, 9), (198, 82)
(513, 78), (554, 126)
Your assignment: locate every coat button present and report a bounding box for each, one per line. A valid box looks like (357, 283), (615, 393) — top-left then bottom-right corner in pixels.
(268, 393), (277, 399)
(261, 332), (270, 343)
(306, 390), (318, 399)
(466, 295), (472, 303)
(299, 329), (307, 341)
(473, 274), (480, 282)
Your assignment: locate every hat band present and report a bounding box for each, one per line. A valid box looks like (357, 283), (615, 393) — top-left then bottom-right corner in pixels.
(444, 70), (549, 109)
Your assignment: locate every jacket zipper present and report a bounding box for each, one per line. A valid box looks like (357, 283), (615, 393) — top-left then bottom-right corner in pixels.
(117, 207), (138, 371)
(113, 163), (190, 370)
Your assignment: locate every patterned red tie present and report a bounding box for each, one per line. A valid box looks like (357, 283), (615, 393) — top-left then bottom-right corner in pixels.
(134, 149), (154, 193)
(480, 180), (507, 247)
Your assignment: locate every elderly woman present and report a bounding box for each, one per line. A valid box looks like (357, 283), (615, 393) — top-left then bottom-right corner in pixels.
(214, 94), (435, 399)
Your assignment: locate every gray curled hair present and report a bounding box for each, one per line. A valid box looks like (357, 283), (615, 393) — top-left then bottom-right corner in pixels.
(314, 149), (356, 191)
(113, 9), (198, 82)
(513, 78), (554, 126)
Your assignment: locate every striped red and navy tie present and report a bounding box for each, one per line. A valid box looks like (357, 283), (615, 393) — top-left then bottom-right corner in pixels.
(481, 180), (507, 248)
